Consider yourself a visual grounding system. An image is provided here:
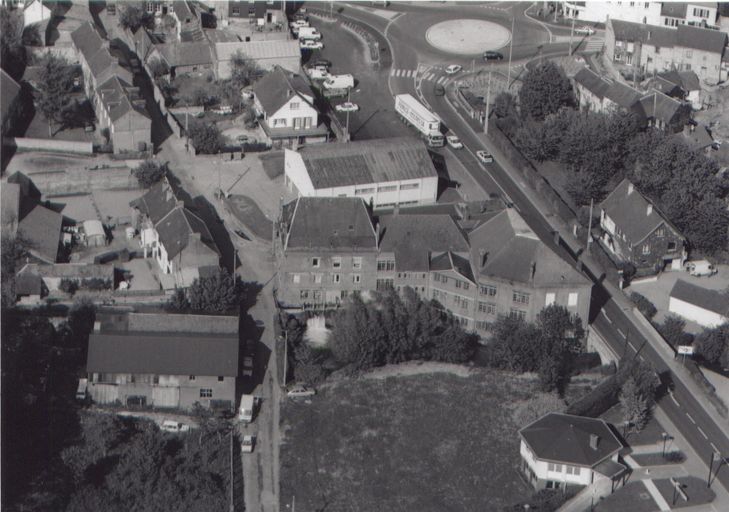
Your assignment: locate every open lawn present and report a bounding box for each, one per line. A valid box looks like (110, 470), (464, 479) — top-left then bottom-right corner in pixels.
(260, 151), (284, 180)
(601, 404), (666, 446)
(280, 369), (536, 512)
(654, 476), (715, 509)
(594, 481), (659, 512)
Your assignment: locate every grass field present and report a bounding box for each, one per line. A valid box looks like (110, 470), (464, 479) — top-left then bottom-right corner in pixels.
(280, 368), (538, 512)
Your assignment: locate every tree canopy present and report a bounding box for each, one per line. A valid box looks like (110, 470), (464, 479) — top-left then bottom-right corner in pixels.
(169, 268), (241, 313)
(1, 6), (25, 77)
(188, 122), (224, 154)
(119, 3), (155, 32)
(695, 323), (729, 366)
(132, 160), (169, 188)
(518, 61), (573, 121)
(34, 53), (77, 136)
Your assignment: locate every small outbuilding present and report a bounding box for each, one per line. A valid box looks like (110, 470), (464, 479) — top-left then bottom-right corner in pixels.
(83, 220), (107, 247)
(669, 279), (729, 328)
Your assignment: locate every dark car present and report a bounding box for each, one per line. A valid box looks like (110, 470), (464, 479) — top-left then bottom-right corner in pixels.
(314, 59), (332, 68)
(483, 51), (504, 61)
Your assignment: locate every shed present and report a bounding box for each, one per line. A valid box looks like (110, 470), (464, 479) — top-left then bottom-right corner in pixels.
(83, 220), (106, 247)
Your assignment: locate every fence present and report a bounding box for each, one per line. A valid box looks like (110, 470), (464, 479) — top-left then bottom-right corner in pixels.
(6, 137), (94, 154)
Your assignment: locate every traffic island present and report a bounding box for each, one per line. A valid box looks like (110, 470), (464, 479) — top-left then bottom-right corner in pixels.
(425, 19), (511, 55)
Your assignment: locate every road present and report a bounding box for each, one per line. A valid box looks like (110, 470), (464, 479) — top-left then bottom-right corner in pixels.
(332, 0), (729, 496)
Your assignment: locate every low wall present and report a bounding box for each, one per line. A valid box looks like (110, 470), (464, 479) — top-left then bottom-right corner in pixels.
(26, 166), (139, 196)
(6, 137), (93, 154)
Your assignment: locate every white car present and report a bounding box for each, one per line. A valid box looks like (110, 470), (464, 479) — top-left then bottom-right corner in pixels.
(287, 385), (316, 398)
(290, 19), (309, 29)
(241, 435), (256, 453)
(307, 67), (329, 80)
(476, 150), (493, 164)
(335, 102), (359, 113)
(446, 134), (463, 149)
(575, 26), (595, 35)
(161, 420), (190, 433)
(300, 40), (323, 50)
(445, 64), (462, 75)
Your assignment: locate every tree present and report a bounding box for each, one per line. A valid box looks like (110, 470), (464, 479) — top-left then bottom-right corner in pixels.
(695, 324), (729, 365)
(119, 3), (154, 32)
(518, 61), (573, 121)
(1, 234), (28, 307)
(1, 6), (25, 76)
(630, 292), (657, 320)
(515, 116), (560, 162)
(188, 122), (223, 154)
(186, 268), (240, 313)
(132, 160), (168, 188)
(493, 91), (518, 119)
(35, 53), (76, 136)
(167, 289), (189, 312)
(657, 315), (693, 348)
(229, 50), (263, 88)
(620, 376), (651, 430)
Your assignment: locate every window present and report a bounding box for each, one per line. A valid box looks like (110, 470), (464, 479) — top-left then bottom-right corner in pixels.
(153, 375), (159, 384)
(292, 273), (301, 284)
(200, 388), (213, 398)
(313, 290), (322, 300)
(463, 282), (469, 290)
(300, 290), (309, 299)
(545, 293), (556, 306)
(232, 7), (240, 15)
(565, 465), (581, 476)
(475, 320), (489, 330)
(642, 244), (650, 255)
(273, 118), (287, 127)
(400, 183), (419, 190)
(478, 302), (497, 315)
(218, 376), (224, 382)
(332, 273), (340, 283)
(630, 1), (634, 6)
(353, 274), (361, 284)
(433, 289), (444, 300)
(513, 291), (530, 305)
(313, 273), (323, 284)
(340, 290), (348, 299)
(685, 50), (693, 58)
(312, 257), (320, 268)
(332, 257), (342, 269)
(568, 292), (578, 307)
(455, 280), (463, 289)
(667, 241), (677, 251)
(645, 2), (649, 7)
(376, 278), (394, 291)
(377, 185), (397, 193)
(547, 463), (563, 473)
(656, 228), (664, 237)
(377, 259), (395, 271)
(189, 375), (196, 381)
(453, 296), (469, 309)
(510, 309), (527, 321)
(355, 187), (375, 195)
(290, 102), (300, 110)
(480, 285), (497, 297)
(352, 257), (362, 270)
(434, 273), (441, 282)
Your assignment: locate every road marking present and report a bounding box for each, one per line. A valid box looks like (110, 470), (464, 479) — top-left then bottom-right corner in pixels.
(407, 69), (415, 78)
(686, 413), (696, 424)
(602, 310), (613, 324)
(438, 76), (448, 85)
(698, 427), (708, 439)
(669, 392), (680, 407)
(617, 328), (626, 339)
(711, 442), (719, 452)
(628, 341), (637, 352)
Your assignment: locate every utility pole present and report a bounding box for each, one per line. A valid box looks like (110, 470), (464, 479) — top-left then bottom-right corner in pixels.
(507, 16), (515, 89)
(345, 88), (351, 136)
(282, 330), (288, 387)
(484, 66), (492, 135)
(586, 197), (593, 251)
(569, 18), (575, 56)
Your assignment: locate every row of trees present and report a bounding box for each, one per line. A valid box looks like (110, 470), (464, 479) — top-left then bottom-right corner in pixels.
(694, 323), (729, 369)
(168, 268), (242, 313)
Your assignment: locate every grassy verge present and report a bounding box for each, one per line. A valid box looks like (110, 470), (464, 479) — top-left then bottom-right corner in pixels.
(654, 476), (715, 509)
(631, 451), (686, 466)
(280, 368), (538, 511)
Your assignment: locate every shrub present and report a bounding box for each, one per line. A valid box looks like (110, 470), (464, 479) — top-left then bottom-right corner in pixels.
(132, 160), (168, 188)
(81, 278), (110, 291)
(59, 279), (78, 295)
(630, 292), (657, 320)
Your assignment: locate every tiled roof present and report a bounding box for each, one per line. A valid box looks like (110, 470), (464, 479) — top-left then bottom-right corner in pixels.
(155, 42), (214, 67)
(430, 251), (475, 282)
(574, 67), (610, 99)
(379, 214), (469, 272)
(252, 66), (314, 115)
(215, 39), (299, 61)
(17, 204), (62, 263)
(604, 80), (643, 109)
(670, 279), (729, 316)
(88, 332), (239, 376)
(660, 2), (688, 18)
(676, 24), (726, 54)
(638, 91), (684, 124)
(1, 69), (21, 122)
(599, 178), (683, 244)
(18, 262), (114, 280)
(520, 413), (623, 467)
(574, 68), (643, 109)
(282, 197), (377, 250)
(671, 124), (714, 151)
(97, 75), (150, 123)
(298, 137), (438, 189)
(70, 22), (104, 62)
(610, 19), (726, 54)
(468, 209), (588, 287)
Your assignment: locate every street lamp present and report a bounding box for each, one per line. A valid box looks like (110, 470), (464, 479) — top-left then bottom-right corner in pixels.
(661, 432), (668, 458)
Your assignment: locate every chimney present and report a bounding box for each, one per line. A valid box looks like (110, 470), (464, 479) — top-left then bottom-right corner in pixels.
(627, 183), (634, 195)
(647, 204), (653, 216)
(375, 222), (381, 247)
(479, 248), (486, 267)
(589, 434), (600, 451)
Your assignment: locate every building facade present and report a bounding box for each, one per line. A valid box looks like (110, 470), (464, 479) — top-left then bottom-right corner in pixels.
(668, 279), (729, 327)
(562, 1), (718, 28)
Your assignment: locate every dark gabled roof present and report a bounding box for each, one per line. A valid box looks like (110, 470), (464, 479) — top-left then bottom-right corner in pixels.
(1, 69), (21, 122)
(173, 0), (194, 21)
(87, 332), (239, 377)
(155, 42), (214, 67)
(97, 75), (150, 123)
(658, 70), (701, 92)
(131, 178), (182, 224)
(430, 251), (475, 282)
(252, 66), (314, 115)
(378, 214), (469, 272)
(298, 137), (438, 189)
(17, 205), (62, 263)
(468, 209), (589, 287)
(610, 19), (726, 54)
(670, 279), (729, 316)
(599, 178), (684, 244)
(671, 124), (714, 151)
(574, 67), (610, 99)
(282, 197), (377, 250)
(639, 91), (683, 124)
(676, 24), (726, 54)
(70, 21), (104, 61)
(647, 75), (683, 96)
(520, 413), (623, 467)
(15, 265), (42, 296)
(5, 171), (41, 222)
(604, 80), (643, 109)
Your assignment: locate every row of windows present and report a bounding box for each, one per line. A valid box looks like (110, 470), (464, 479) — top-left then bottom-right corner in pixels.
(433, 273), (470, 290)
(377, 260), (396, 271)
(188, 375), (224, 382)
(376, 278), (394, 291)
(398, 273), (427, 279)
(513, 291), (530, 305)
(478, 302), (497, 315)
(299, 290), (350, 301)
(354, 183), (420, 195)
(293, 273), (361, 285)
(311, 257), (362, 269)
(547, 462), (582, 476)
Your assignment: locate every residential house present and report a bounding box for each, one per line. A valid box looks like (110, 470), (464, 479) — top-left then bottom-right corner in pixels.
(519, 413), (626, 491)
(660, 2), (718, 28)
(86, 319), (239, 411)
(95, 75), (152, 153)
(16, 262), (114, 294)
(284, 137), (439, 209)
(653, 70), (703, 109)
(148, 41), (215, 77)
(638, 90), (690, 133)
(669, 279), (729, 327)
(215, 40), (300, 76)
(130, 177), (220, 289)
(562, 1), (717, 28)
(599, 179), (687, 274)
(275, 196), (379, 308)
(572, 67), (644, 116)
(1, 69), (22, 138)
(71, 22), (133, 100)
(22, 0), (52, 28)
(252, 66), (328, 148)
(252, 1), (285, 27)
(605, 19), (727, 84)
(221, 0), (285, 23)
(671, 122), (714, 153)
(171, 0), (205, 42)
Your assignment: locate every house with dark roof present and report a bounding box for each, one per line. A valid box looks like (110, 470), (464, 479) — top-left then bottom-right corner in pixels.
(276, 196), (379, 308)
(606, 19), (727, 84)
(1, 68), (23, 138)
(573, 67), (645, 117)
(284, 137), (439, 209)
(130, 177), (220, 289)
(599, 179), (687, 274)
(252, 66), (328, 148)
(171, 0), (205, 42)
(86, 317), (239, 411)
(671, 122), (714, 153)
(660, 2), (719, 29)
(148, 41), (215, 77)
(519, 413), (625, 491)
(215, 40), (300, 77)
(650, 70), (703, 109)
(16, 262), (114, 295)
(669, 279), (729, 328)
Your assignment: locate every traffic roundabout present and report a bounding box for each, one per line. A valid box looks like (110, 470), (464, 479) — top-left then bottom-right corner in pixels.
(424, 19), (511, 55)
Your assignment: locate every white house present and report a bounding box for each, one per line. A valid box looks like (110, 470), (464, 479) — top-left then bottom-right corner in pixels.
(660, 1), (718, 28)
(519, 413), (626, 491)
(284, 137), (439, 209)
(23, 0), (53, 28)
(669, 279), (729, 328)
(562, 1), (717, 28)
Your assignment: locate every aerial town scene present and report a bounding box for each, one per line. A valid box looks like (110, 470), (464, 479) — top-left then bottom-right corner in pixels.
(2, 0), (729, 510)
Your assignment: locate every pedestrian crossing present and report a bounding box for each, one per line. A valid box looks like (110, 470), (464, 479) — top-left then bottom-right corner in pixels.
(582, 37), (605, 53)
(390, 68), (416, 78)
(390, 68), (450, 85)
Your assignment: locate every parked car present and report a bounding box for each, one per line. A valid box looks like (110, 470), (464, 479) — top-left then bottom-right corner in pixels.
(306, 66), (329, 80)
(76, 378), (88, 401)
(211, 105), (233, 115)
(476, 150), (494, 164)
(446, 134), (463, 149)
(161, 420), (190, 433)
(684, 260), (717, 277)
(238, 395), (256, 423)
(287, 385), (316, 398)
(300, 39), (324, 50)
(483, 51), (504, 61)
(575, 26), (596, 35)
(290, 19), (309, 29)
(241, 435), (256, 453)
(84, 123), (95, 132)
(236, 134), (257, 144)
(314, 59), (332, 68)
(335, 102), (359, 113)
(445, 64), (462, 75)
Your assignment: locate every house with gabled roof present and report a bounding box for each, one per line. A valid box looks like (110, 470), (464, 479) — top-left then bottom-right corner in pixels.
(669, 279), (729, 328)
(252, 66), (328, 148)
(149, 41), (215, 77)
(599, 179), (687, 274)
(519, 413), (626, 491)
(130, 177), (220, 289)
(96, 75), (152, 153)
(284, 137), (439, 209)
(215, 40), (300, 77)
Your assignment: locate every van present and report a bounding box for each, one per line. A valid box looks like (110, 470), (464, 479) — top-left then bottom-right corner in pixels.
(161, 420), (190, 433)
(238, 394), (256, 423)
(212, 105), (233, 115)
(323, 74), (354, 90)
(76, 378), (88, 401)
(684, 260), (717, 277)
(297, 26), (322, 40)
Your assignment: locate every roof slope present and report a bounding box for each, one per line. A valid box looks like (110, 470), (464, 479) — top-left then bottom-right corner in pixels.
(87, 332), (239, 376)
(97, 75), (150, 123)
(599, 178), (683, 244)
(379, 214), (469, 272)
(573, 67), (610, 99)
(610, 18), (726, 54)
(520, 413), (623, 467)
(155, 42), (214, 67)
(670, 279), (729, 316)
(18, 205), (62, 263)
(639, 91), (683, 124)
(298, 137), (438, 189)
(468, 209), (588, 287)
(252, 65), (314, 114)
(283, 197), (377, 250)
(216, 40), (299, 61)
(676, 24), (726, 54)
(1, 69), (21, 122)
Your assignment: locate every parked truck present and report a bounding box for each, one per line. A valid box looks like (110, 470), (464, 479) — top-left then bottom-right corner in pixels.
(394, 94), (444, 147)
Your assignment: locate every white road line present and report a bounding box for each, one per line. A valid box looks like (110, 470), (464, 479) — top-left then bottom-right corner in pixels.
(711, 442), (719, 452)
(438, 77), (448, 85)
(617, 328), (626, 339)
(394, 69), (401, 77)
(390, 68), (396, 76)
(698, 427), (708, 439)
(602, 310), (613, 324)
(669, 391), (680, 407)
(628, 341), (637, 352)
(407, 70), (414, 78)
(686, 413), (696, 424)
